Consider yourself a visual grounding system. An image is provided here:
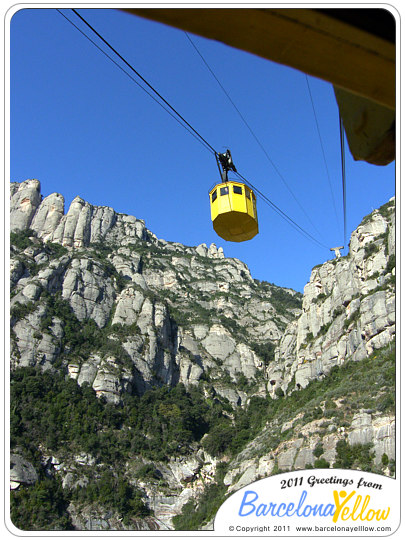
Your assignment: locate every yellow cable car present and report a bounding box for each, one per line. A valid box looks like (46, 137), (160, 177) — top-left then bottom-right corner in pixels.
(209, 150), (259, 242)
(209, 181), (258, 242)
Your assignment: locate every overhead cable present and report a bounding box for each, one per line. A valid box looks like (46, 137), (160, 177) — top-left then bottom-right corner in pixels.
(185, 31), (326, 241)
(305, 75), (340, 230)
(339, 115), (348, 247)
(235, 171), (329, 249)
(58, 8), (329, 249)
(57, 10), (212, 153)
(70, 8), (218, 156)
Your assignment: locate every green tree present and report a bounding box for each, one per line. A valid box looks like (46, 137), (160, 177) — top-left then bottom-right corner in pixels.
(10, 478), (73, 531)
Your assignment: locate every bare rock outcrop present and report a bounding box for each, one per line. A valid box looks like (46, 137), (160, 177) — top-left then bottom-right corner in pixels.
(269, 198), (395, 394)
(10, 179), (42, 231)
(10, 454), (38, 489)
(11, 180), (299, 405)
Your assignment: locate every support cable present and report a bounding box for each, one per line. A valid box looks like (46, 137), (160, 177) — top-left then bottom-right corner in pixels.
(234, 171), (329, 249)
(185, 31), (326, 241)
(305, 75), (340, 229)
(339, 115), (348, 247)
(57, 8), (329, 250)
(70, 8), (218, 156)
(57, 10), (213, 154)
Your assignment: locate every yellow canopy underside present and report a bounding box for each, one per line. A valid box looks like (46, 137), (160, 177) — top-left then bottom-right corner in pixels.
(213, 211), (258, 242)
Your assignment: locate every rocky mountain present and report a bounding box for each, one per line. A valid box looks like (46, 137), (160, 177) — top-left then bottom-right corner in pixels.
(269, 196), (395, 393)
(222, 196), (395, 501)
(9, 180), (395, 531)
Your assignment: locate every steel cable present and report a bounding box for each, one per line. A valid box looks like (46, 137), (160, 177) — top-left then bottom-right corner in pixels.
(185, 31), (325, 241)
(339, 115), (348, 247)
(58, 8), (329, 249)
(71, 8), (218, 156)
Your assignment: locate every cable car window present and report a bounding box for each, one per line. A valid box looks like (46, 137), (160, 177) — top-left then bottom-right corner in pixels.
(246, 189), (251, 200)
(220, 187), (229, 196)
(233, 185), (243, 194)
(212, 190), (217, 202)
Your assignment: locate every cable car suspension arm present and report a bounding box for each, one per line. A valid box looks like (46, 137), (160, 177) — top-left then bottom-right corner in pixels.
(216, 149), (237, 182)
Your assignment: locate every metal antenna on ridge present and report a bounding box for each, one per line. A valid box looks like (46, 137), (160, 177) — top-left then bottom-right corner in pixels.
(215, 149), (237, 182)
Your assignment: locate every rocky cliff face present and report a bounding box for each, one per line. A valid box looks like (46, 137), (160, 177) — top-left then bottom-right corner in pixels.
(221, 197), (396, 504)
(10, 179), (301, 407)
(10, 180), (395, 532)
(269, 197), (395, 394)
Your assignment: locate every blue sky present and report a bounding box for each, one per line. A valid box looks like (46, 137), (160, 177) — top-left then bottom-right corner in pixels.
(10, 7), (396, 292)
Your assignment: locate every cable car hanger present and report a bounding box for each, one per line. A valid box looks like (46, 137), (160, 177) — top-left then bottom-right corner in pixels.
(215, 149), (237, 182)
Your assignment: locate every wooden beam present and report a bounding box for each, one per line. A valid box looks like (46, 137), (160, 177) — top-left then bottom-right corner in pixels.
(122, 8), (395, 109)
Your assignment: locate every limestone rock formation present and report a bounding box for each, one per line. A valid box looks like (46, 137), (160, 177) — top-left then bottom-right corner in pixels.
(10, 181), (301, 407)
(268, 198), (395, 395)
(10, 179), (42, 231)
(10, 454), (38, 490)
(10, 180), (395, 532)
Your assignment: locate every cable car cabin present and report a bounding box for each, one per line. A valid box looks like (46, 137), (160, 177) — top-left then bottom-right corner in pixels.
(209, 181), (258, 242)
